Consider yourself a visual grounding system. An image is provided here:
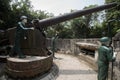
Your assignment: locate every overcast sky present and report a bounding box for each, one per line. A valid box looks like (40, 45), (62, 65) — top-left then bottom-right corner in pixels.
(30, 0), (105, 16)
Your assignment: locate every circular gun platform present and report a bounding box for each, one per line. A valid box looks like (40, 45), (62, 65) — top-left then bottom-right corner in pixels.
(6, 55), (53, 78)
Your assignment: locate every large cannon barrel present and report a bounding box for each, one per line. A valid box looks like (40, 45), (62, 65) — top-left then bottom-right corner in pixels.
(38, 2), (117, 27)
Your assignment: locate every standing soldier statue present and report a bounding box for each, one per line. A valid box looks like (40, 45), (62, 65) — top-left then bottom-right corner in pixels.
(98, 37), (117, 80)
(51, 31), (59, 58)
(10, 16), (34, 58)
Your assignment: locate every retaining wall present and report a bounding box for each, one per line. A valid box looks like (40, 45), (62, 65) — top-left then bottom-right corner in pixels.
(46, 38), (99, 55)
(113, 40), (120, 80)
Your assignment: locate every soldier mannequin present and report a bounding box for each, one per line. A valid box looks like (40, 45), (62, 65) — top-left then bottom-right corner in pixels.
(51, 31), (59, 58)
(97, 37), (117, 80)
(10, 16), (34, 58)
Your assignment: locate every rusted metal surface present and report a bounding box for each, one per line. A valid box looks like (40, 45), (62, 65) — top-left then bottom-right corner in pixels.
(7, 28), (48, 56)
(6, 55), (53, 78)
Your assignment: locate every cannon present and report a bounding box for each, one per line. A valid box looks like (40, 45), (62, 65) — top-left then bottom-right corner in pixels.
(38, 2), (117, 27)
(5, 2), (117, 56)
(2, 2), (117, 78)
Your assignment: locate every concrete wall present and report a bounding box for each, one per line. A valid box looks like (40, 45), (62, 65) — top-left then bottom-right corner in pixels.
(46, 38), (99, 55)
(113, 40), (120, 80)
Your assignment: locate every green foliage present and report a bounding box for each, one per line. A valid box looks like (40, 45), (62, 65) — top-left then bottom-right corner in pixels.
(84, 5), (100, 25)
(0, 0), (12, 29)
(89, 23), (104, 38)
(10, 0), (34, 27)
(71, 17), (86, 38)
(58, 27), (73, 38)
(0, 0), (33, 29)
(105, 0), (120, 36)
(0, 0), (53, 30)
(69, 5), (101, 38)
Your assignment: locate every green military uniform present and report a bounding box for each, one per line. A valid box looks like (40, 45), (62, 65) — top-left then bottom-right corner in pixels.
(51, 34), (58, 57)
(12, 22), (27, 58)
(10, 16), (34, 58)
(98, 37), (113, 80)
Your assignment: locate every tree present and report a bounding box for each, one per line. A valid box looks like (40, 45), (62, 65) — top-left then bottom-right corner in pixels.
(70, 17), (86, 38)
(9, 0), (33, 27)
(89, 22), (104, 38)
(0, 0), (53, 30)
(105, 0), (120, 37)
(83, 5), (100, 28)
(0, 0), (12, 29)
(70, 5), (101, 38)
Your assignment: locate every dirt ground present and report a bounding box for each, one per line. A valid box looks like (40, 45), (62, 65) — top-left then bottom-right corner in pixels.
(54, 53), (97, 80)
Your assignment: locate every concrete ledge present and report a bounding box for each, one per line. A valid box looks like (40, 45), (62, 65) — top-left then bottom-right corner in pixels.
(6, 55), (53, 78)
(0, 63), (59, 80)
(77, 54), (98, 71)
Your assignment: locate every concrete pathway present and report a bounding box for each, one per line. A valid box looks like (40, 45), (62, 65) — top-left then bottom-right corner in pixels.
(54, 53), (97, 80)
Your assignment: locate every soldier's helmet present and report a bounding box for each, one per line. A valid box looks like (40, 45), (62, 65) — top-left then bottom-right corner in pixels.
(100, 37), (110, 42)
(20, 16), (27, 20)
